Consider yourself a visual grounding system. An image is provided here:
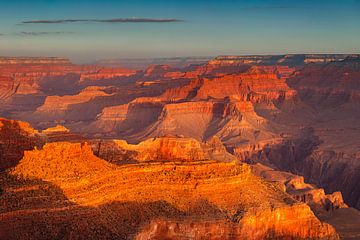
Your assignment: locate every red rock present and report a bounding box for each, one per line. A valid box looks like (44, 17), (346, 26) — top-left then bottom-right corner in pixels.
(2, 141), (338, 239)
(0, 118), (44, 170)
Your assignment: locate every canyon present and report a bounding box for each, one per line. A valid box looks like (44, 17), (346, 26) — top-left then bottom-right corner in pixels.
(1, 54), (360, 239)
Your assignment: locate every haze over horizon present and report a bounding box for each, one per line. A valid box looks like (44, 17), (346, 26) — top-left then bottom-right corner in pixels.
(0, 0), (359, 63)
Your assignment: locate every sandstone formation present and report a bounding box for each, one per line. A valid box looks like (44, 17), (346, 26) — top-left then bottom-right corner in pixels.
(1, 141), (338, 239)
(0, 76), (19, 101)
(251, 163), (347, 215)
(90, 136), (237, 164)
(0, 118), (44, 171)
(42, 125), (86, 142)
(33, 86), (114, 122)
(91, 65), (296, 145)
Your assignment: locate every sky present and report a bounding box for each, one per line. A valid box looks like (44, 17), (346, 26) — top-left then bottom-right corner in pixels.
(0, 0), (359, 63)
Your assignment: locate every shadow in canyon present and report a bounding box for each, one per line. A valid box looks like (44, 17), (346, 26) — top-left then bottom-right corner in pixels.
(0, 172), (234, 240)
(0, 120), (44, 171)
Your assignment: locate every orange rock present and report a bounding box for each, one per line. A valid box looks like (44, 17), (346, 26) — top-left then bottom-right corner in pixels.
(90, 136), (237, 164)
(2, 141), (338, 239)
(79, 67), (137, 82)
(0, 118), (44, 170)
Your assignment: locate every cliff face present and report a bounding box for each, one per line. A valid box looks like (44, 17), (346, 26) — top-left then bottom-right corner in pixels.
(0, 63), (96, 95)
(251, 163), (348, 215)
(11, 142), (113, 180)
(93, 98), (273, 147)
(0, 58), (143, 122)
(287, 57), (360, 107)
(0, 76), (19, 101)
(136, 204), (337, 240)
(33, 86), (114, 122)
(0, 118), (44, 171)
(90, 137), (237, 164)
(91, 65), (295, 144)
(231, 129), (360, 238)
(1, 141), (338, 239)
(194, 66), (297, 103)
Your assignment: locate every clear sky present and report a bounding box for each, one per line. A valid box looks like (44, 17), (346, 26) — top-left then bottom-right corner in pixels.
(0, 0), (359, 63)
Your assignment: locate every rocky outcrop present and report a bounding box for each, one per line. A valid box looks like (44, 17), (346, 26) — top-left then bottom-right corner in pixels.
(93, 96), (274, 145)
(287, 58), (360, 107)
(33, 86), (115, 122)
(0, 76), (19, 100)
(90, 136), (237, 164)
(42, 125), (86, 142)
(293, 149), (360, 209)
(194, 66), (297, 103)
(235, 128), (360, 211)
(144, 64), (172, 78)
(1, 141), (338, 239)
(11, 142), (113, 179)
(148, 100), (267, 142)
(251, 163), (347, 215)
(144, 65), (297, 103)
(93, 101), (164, 136)
(42, 125), (70, 134)
(0, 118), (44, 171)
(136, 204), (337, 240)
(0, 63), (96, 95)
(238, 139), (360, 239)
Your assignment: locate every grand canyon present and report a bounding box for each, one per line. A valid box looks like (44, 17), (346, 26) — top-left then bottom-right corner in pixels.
(1, 1), (360, 239)
(1, 54), (359, 239)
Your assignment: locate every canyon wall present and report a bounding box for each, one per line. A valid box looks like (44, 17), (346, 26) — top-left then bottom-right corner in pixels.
(1, 138), (339, 239)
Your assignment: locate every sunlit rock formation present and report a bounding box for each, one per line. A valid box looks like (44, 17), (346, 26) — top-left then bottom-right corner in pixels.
(90, 136), (237, 164)
(1, 140), (338, 239)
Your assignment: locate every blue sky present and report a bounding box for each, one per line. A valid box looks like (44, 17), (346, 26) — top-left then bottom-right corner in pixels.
(0, 0), (359, 62)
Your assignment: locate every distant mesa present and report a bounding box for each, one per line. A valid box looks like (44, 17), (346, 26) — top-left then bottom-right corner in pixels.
(42, 125), (70, 133)
(0, 57), (71, 65)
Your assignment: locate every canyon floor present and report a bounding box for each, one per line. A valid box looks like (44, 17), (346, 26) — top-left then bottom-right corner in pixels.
(1, 55), (360, 239)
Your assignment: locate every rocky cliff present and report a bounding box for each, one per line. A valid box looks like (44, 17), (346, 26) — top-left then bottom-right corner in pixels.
(90, 136), (237, 164)
(0, 118), (44, 171)
(0, 141), (339, 239)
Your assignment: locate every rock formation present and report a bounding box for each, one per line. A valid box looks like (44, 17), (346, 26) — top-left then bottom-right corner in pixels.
(1, 54), (360, 239)
(90, 136), (237, 164)
(0, 118), (44, 171)
(1, 140), (339, 239)
(79, 68), (137, 82)
(33, 86), (114, 122)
